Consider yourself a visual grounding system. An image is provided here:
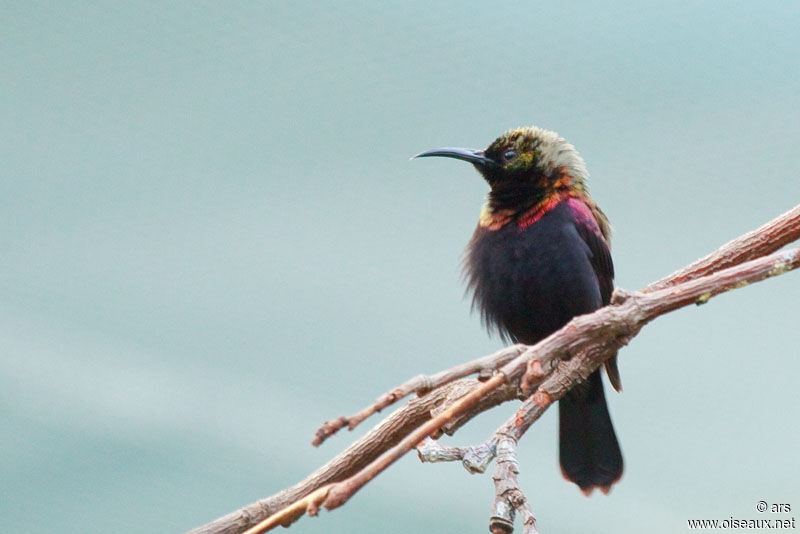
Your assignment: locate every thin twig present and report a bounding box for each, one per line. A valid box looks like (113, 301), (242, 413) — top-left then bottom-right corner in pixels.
(490, 436), (539, 534)
(313, 345), (525, 445)
(189, 380), (521, 534)
(321, 373), (510, 511)
(646, 203), (800, 292)
(417, 436), (497, 474)
(240, 486), (332, 534)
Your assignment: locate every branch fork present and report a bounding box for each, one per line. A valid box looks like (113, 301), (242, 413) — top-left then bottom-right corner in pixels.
(490, 435), (539, 534)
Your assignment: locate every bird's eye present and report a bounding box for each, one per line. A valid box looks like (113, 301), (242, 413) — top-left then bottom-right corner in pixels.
(502, 149), (517, 162)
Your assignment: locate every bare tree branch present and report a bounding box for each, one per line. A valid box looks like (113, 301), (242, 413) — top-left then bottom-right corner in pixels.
(189, 204), (800, 534)
(490, 436), (539, 534)
(417, 435), (497, 474)
(190, 380), (522, 534)
(311, 203), (800, 446)
(313, 344), (525, 446)
(645, 203), (800, 291)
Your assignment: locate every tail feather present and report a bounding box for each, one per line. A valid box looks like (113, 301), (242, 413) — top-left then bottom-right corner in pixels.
(558, 370), (623, 494)
(604, 353), (623, 393)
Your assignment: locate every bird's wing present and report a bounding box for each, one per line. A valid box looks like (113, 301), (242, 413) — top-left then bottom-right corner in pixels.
(566, 198), (614, 305)
(566, 197), (621, 391)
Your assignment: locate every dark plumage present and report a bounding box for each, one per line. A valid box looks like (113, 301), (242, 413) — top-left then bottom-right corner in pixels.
(415, 126), (623, 494)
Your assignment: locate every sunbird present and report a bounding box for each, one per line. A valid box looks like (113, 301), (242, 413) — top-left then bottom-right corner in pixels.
(415, 126), (623, 494)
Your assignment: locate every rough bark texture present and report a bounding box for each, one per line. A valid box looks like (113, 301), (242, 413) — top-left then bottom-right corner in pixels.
(490, 436), (539, 534)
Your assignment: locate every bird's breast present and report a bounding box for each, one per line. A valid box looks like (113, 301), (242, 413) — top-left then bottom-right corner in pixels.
(465, 200), (603, 344)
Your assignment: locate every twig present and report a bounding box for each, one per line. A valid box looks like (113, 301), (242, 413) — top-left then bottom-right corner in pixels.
(646, 203), (800, 291)
(240, 486), (332, 534)
(321, 373), (510, 511)
(417, 436), (497, 474)
(189, 379), (521, 534)
(313, 344), (525, 445)
(490, 436), (539, 534)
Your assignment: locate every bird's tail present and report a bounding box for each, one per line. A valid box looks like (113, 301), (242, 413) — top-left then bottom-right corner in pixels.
(558, 369), (623, 495)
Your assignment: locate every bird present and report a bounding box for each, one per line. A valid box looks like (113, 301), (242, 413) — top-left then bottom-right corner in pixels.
(414, 126), (623, 495)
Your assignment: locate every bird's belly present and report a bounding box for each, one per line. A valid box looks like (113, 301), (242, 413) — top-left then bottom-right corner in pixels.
(467, 218), (602, 345)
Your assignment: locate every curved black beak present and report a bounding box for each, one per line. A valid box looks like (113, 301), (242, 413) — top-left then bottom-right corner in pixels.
(412, 147), (497, 170)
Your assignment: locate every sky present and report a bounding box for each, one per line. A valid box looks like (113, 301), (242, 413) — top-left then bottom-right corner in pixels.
(2, 2), (799, 533)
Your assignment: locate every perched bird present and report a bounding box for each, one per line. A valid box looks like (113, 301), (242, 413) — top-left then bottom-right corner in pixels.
(415, 126), (623, 495)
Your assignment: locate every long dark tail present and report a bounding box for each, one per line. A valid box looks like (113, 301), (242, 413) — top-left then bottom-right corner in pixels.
(558, 369), (623, 495)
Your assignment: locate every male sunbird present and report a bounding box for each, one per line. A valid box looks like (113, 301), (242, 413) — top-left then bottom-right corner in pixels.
(415, 126), (623, 494)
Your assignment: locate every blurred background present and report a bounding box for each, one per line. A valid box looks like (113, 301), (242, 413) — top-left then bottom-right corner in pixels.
(2, 2), (799, 532)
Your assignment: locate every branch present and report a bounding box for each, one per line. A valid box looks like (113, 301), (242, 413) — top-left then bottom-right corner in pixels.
(417, 435), (540, 533)
(490, 436), (539, 534)
(190, 204), (800, 534)
(313, 204), (800, 445)
(646, 203), (800, 291)
(189, 379), (522, 534)
(422, 246), (800, 476)
(313, 344), (525, 446)
(417, 436), (497, 474)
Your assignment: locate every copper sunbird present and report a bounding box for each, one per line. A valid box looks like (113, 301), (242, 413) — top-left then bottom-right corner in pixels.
(415, 126), (623, 494)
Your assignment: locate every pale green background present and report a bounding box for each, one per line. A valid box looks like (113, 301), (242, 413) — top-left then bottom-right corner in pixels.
(2, 2), (799, 533)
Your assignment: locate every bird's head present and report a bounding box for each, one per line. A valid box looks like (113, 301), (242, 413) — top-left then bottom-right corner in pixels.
(415, 126), (589, 213)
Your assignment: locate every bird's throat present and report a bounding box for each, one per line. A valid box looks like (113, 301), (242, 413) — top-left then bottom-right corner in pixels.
(479, 190), (578, 231)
